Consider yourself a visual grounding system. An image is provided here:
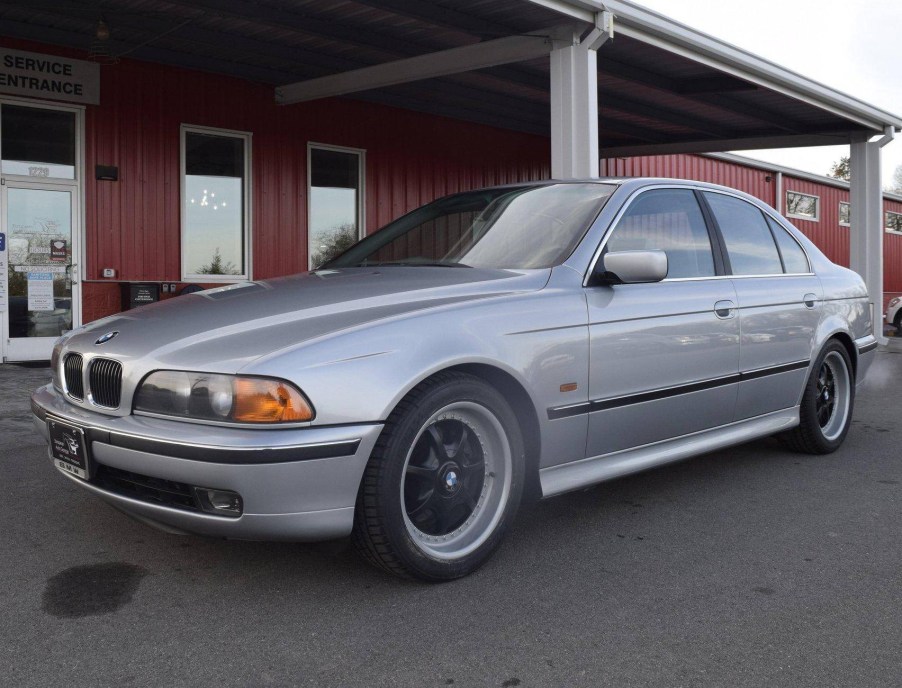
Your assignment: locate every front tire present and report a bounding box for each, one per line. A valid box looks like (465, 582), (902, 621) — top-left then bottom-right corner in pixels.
(780, 340), (854, 454)
(352, 372), (525, 581)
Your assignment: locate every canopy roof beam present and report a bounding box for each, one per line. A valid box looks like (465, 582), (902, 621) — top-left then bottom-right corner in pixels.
(276, 32), (561, 104)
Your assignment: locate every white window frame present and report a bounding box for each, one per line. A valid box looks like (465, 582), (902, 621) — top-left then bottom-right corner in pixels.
(839, 201), (851, 227)
(885, 210), (902, 234)
(307, 142), (366, 270)
(180, 124), (252, 282)
(785, 190), (820, 221)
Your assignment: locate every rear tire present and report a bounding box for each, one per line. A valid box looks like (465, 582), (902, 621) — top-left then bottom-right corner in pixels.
(780, 340), (854, 454)
(352, 372), (525, 581)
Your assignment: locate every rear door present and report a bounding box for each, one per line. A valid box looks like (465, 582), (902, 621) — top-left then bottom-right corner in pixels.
(584, 187), (740, 458)
(701, 191), (821, 420)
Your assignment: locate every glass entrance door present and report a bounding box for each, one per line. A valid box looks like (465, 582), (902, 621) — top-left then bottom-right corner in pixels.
(0, 100), (80, 362)
(1, 183), (77, 361)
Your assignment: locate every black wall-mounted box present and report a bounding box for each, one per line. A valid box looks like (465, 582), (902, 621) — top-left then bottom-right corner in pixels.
(121, 283), (160, 310)
(95, 165), (119, 181)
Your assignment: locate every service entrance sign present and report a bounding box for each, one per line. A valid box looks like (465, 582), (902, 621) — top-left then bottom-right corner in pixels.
(0, 48), (99, 105)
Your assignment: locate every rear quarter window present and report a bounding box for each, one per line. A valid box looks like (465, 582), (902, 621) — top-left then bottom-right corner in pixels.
(766, 216), (810, 274)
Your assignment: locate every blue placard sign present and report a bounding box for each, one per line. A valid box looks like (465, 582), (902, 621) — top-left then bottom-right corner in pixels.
(0, 232), (5, 251)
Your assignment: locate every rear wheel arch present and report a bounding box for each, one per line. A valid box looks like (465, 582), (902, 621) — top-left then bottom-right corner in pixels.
(827, 331), (858, 379)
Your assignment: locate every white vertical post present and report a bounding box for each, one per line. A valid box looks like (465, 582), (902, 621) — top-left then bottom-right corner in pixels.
(850, 131), (892, 343)
(549, 13), (612, 180)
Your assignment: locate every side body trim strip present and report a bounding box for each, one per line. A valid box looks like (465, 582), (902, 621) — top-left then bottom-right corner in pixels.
(547, 359), (809, 420)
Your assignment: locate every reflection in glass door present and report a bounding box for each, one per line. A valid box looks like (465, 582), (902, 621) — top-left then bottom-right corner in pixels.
(0, 100), (81, 362)
(2, 185), (76, 361)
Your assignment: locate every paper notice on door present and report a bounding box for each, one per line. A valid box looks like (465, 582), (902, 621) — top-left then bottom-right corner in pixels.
(27, 272), (55, 311)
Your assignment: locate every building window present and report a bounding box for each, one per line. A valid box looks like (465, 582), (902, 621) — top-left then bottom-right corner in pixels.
(839, 201), (851, 227)
(181, 126), (251, 280)
(1, 104), (76, 179)
(308, 144), (364, 269)
(785, 191), (819, 221)
(886, 211), (902, 234)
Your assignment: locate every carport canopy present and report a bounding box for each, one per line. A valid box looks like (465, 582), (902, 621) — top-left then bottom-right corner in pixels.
(4, 0), (901, 335)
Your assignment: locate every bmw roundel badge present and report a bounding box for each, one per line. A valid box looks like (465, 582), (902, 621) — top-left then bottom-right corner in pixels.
(94, 331), (119, 345)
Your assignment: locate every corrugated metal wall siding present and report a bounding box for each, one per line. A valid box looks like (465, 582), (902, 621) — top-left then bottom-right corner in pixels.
(602, 155), (776, 208)
(782, 178), (848, 266)
(885, 201), (902, 307)
(83, 54), (549, 280)
(603, 154), (902, 311)
(0, 38), (552, 323)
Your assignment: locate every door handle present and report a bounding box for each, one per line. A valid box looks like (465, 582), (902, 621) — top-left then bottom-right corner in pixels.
(66, 263), (78, 285)
(803, 293), (817, 309)
(714, 300), (736, 319)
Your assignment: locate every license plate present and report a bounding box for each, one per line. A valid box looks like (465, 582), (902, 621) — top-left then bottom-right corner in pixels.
(48, 417), (92, 480)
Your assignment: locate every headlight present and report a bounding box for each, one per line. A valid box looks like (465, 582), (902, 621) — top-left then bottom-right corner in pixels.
(889, 297), (901, 308)
(134, 371), (314, 423)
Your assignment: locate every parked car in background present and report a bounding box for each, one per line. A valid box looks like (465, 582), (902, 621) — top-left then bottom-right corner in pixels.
(887, 296), (901, 333)
(32, 179), (876, 580)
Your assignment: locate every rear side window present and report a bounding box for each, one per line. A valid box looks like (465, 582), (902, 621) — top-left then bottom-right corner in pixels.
(766, 216), (810, 273)
(606, 189), (715, 279)
(703, 192), (782, 276)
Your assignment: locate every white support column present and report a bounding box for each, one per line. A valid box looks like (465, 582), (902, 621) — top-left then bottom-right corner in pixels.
(850, 127), (894, 343)
(550, 13), (612, 179)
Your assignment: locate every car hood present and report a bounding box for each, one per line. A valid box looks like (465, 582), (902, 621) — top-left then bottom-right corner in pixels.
(64, 267), (550, 372)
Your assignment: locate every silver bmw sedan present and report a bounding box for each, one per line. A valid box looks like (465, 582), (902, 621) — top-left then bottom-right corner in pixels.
(32, 179), (876, 580)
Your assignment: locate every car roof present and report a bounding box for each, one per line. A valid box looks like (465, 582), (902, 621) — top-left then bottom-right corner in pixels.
(472, 177), (764, 196)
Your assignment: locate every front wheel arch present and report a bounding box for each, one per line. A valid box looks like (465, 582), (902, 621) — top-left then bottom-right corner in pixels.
(384, 363), (542, 501)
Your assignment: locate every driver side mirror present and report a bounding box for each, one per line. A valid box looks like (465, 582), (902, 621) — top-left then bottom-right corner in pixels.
(593, 250), (668, 285)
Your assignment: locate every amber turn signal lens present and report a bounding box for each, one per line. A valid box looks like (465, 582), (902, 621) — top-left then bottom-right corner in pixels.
(232, 378), (314, 423)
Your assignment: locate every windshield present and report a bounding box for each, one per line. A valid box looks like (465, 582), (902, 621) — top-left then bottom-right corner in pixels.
(323, 183), (617, 270)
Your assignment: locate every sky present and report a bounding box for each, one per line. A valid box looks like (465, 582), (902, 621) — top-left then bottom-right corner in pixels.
(632, 0), (902, 186)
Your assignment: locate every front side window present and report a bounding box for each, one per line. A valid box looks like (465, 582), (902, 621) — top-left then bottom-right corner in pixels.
(182, 127), (250, 279)
(308, 145), (363, 269)
(326, 183), (616, 270)
(886, 211), (902, 233)
(704, 192), (783, 276)
(785, 191), (819, 221)
(605, 189), (715, 279)
(839, 201), (851, 227)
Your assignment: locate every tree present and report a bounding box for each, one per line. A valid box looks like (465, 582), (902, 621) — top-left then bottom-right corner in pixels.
(829, 156), (850, 181)
(891, 164), (902, 194)
(310, 223), (359, 269)
(197, 247), (239, 275)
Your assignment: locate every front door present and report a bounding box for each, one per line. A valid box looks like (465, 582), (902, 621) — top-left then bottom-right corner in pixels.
(585, 187), (740, 459)
(0, 100), (81, 362)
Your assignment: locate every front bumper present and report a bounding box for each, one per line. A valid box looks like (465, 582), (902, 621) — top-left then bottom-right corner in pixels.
(31, 384), (382, 541)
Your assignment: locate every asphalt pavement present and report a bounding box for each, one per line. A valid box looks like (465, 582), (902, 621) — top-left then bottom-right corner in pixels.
(1, 351), (900, 688)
